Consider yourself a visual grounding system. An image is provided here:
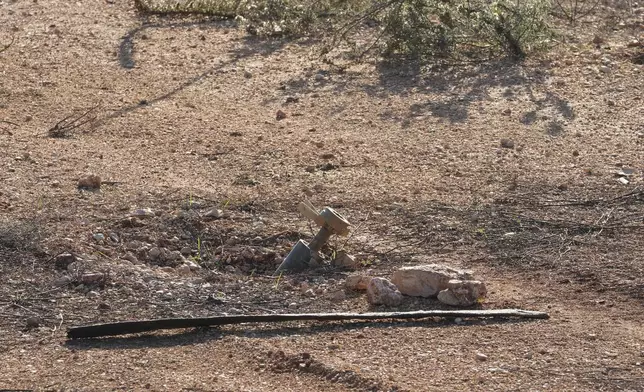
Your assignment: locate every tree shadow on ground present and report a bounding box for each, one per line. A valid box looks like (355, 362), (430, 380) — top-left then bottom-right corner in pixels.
(370, 59), (575, 131)
(376, 183), (644, 303)
(100, 15), (315, 125)
(277, 56), (575, 134)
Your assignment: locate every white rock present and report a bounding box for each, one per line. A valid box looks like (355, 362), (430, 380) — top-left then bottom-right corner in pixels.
(366, 277), (403, 307)
(176, 264), (192, 276)
(185, 259), (201, 270)
(123, 252), (142, 265)
(332, 251), (358, 269)
(437, 280), (487, 307)
(345, 274), (372, 291)
(86, 290), (100, 299)
(392, 264), (472, 297)
(204, 208), (223, 219)
(81, 273), (104, 285)
(475, 352), (488, 361)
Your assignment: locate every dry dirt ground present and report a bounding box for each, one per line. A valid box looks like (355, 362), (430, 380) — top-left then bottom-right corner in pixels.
(1, 0), (644, 391)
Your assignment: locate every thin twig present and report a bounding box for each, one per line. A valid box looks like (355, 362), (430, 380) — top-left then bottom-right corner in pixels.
(48, 105), (99, 138)
(0, 36), (15, 54)
(0, 120), (19, 127)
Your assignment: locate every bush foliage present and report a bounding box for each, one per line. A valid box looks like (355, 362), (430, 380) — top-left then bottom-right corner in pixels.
(136, 0), (553, 61)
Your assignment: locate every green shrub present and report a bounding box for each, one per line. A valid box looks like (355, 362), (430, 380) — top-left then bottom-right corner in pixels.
(136, 0), (553, 60)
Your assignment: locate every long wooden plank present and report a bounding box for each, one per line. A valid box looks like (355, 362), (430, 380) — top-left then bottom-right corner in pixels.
(67, 309), (549, 339)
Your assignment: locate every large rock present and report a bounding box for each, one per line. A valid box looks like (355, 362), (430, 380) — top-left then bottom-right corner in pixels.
(367, 277), (403, 307)
(392, 264), (472, 297)
(437, 280), (487, 307)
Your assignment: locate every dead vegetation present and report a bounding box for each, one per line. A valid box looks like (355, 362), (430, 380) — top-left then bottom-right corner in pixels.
(47, 105), (98, 138)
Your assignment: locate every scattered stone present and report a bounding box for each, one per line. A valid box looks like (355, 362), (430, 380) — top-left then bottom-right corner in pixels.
(167, 250), (182, 261)
(176, 264), (192, 276)
(131, 208), (155, 217)
(592, 35), (604, 46)
(51, 180), (61, 188)
(244, 70), (253, 79)
(123, 252), (141, 265)
(86, 290), (100, 299)
(67, 261), (81, 273)
(616, 168), (635, 177)
(599, 65), (610, 74)
(437, 280), (487, 307)
(276, 110), (287, 121)
(185, 259), (201, 270)
(53, 276), (72, 287)
(329, 290), (346, 302)
(285, 96), (299, 104)
(93, 233), (105, 242)
(300, 281), (311, 293)
(304, 289), (316, 297)
(180, 246), (192, 256)
(148, 247), (162, 260)
(54, 253), (76, 270)
(500, 139), (515, 149)
(204, 208), (223, 219)
(225, 236), (239, 246)
(366, 277), (403, 307)
(502, 108), (512, 116)
(332, 251), (358, 269)
(81, 273), (105, 285)
(475, 353), (488, 361)
(77, 174), (101, 190)
(160, 266), (174, 274)
(288, 302), (298, 309)
(345, 274), (372, 291)
(392, 264), (472, 297)
(26, 316), (41, 329)
(98, 302), (111, 310)
(618, 177), (630, 185)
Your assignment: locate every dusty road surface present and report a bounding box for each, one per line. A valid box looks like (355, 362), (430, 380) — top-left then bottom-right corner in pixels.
(1, 0), (643, 390)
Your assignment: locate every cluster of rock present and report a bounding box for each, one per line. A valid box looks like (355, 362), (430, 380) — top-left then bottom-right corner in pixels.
(346, 264), (487, 307)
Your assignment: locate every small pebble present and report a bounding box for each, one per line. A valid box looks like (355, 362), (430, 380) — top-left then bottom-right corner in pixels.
(500, 139), (515, 149)
(475, 353), (488, 361)
(26, 316), (41, 328)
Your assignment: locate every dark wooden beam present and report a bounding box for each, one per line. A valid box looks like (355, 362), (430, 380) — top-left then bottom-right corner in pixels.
(67, 309), (549, 339)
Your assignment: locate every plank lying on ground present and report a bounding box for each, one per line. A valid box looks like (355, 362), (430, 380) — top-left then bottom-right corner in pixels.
(67, 309), (549, 339)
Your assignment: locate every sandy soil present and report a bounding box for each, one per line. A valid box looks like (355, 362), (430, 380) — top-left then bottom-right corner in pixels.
(1, 0), (643, 390)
